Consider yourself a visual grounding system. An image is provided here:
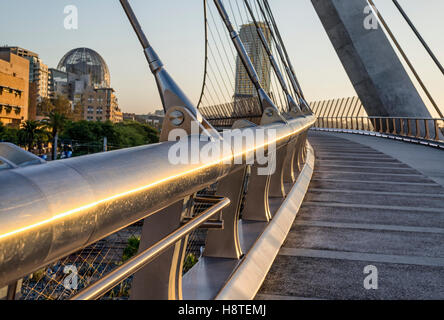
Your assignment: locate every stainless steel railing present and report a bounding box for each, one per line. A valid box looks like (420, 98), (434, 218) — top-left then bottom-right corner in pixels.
(314, 116), (444, 144)
(0, 0), (316, 300)
(0, 114), (315, 299)
(71, 196), (230, 300)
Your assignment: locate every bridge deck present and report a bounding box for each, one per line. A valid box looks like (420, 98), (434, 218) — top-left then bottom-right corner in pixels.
(257, 131), (444, 300)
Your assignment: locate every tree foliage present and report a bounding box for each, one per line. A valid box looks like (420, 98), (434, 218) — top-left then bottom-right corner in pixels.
(19, 120), (46, 151)
(61, 120), (159, 149)
(1, 114), (159, 155)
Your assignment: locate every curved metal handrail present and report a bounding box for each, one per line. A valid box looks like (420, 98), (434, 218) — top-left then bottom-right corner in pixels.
(0, 115), (315, 287)
(71, 196), (230, 300)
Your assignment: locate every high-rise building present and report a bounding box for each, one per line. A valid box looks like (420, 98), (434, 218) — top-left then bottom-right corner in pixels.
(81, 87), (122, 123)
(0, 47), (50, 120)
(48, 68), (70, 99)
(0, 52), (29, 127)
(234, 23), (272, 99)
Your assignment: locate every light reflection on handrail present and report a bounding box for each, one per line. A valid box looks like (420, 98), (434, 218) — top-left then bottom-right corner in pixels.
(71, 196), (230, 300)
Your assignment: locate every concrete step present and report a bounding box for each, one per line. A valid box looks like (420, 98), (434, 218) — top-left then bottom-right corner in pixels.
(309, 179), (442, 193)
(315, 159), (410, 168)
(305, 190), (444, 209)
(312, 171), (434, 183)
(315, 155), (400, 162)
(314, 165), (419, 174)
(284, 225), (444, 258)
(259, 255), (444, 300)
(297, 205), (444, 228)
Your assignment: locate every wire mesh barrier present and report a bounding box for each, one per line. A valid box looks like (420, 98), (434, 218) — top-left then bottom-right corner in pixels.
(20, 222), (143, 300)
(182, 185), (218, 274)
(18, 193), (228, 300)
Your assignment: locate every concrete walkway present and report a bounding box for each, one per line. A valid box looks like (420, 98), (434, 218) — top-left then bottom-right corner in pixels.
(256, 131), (444, 300)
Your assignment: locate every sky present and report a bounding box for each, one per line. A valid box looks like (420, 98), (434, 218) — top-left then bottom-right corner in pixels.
(1, 0), (443, 116)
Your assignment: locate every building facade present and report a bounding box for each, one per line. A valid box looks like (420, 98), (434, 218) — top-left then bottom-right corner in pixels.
(0, 47), (50, 120)
(0, 52), (29, 127)
(81, 87), (122, 123)
(234, 23), (272, 99)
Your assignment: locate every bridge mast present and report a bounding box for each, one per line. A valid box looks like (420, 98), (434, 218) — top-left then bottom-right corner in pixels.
(311, 0), (432, 119)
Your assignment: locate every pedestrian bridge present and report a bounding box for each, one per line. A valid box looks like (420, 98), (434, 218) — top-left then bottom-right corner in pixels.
(1, 125), (443, 300)
(258, 130), (444, 300)
(1, 0), (444, 300)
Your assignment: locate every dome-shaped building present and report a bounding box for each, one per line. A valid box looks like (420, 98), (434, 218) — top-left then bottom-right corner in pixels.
(57, 48), (110, 88)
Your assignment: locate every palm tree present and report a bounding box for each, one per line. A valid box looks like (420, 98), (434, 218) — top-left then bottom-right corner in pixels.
(42, 110), (68, 158)
(19, 120), (44, 151)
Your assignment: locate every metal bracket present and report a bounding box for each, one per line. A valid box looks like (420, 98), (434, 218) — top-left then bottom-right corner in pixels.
(242, 166), (272, 222)
(130, 198), (191, 300)
(260, 107), (288, 125)
(203, 166), (246, 259)
(160, 106), (220, 142)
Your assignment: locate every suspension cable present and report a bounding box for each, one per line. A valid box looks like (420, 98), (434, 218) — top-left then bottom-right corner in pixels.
(367, 0), (443, 118)
(197, 0), (209, 108)
(392, 0), (444, 77)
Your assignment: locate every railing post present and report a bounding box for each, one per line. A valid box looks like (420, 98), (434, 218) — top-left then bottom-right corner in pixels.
(242, 165), (272, 222)
(434, 119), (440, 141)
(131, 199), (190, 300)
(407, 119), (412, 136)
(415, 119), (420, 138)
(204, 167), (246, 259)
(400, 119), (405, 135)
(283, 135), (300, 184)
(294, 131), (307, 174)
(386, 118), (390, 134)
(424, 119), (430, 140)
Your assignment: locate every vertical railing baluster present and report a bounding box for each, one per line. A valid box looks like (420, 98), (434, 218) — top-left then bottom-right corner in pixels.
(415, 119), (420, 138)
(424, 119), (430, 140)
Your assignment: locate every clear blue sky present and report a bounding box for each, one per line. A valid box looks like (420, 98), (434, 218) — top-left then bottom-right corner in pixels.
(1, 0), (443, 116)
